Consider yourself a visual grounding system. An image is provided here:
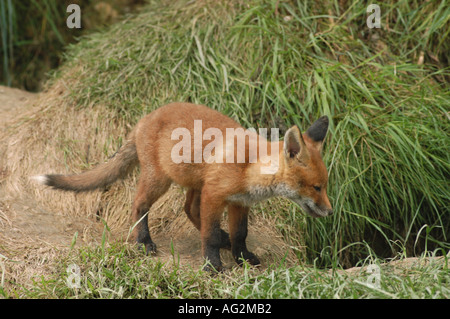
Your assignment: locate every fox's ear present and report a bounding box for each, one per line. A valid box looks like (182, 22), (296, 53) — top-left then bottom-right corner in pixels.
(283, 126), (309, 163)
(305, 116), (329, 152)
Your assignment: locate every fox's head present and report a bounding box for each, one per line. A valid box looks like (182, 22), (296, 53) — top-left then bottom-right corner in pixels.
(281, 116), (333, 218)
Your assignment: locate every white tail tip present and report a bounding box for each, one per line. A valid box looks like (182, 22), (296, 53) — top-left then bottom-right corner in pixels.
(31, 175), (48, 185)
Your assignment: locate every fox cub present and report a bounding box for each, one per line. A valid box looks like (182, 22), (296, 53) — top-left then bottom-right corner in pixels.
(35, 103), (332, 271)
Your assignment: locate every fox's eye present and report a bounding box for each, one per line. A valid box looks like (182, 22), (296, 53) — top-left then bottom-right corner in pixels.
(313, 186), (321, 192)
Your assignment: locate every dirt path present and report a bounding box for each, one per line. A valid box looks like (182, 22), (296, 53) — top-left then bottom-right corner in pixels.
(0, 86), (36, 120)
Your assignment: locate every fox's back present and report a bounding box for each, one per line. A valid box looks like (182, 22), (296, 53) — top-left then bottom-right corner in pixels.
(134, 103), (246, 190)
(149, 103), (241, 132)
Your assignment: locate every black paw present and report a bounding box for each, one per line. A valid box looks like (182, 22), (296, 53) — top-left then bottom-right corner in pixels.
(137, 241), (157, 255)
(202, 262), (224, 274)
(234, 251), (260, 267)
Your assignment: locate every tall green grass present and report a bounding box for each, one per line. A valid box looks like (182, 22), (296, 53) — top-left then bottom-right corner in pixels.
(0, 0), (142, 91)
(0, 0), (75, 90)
(51, 0), (449, 267)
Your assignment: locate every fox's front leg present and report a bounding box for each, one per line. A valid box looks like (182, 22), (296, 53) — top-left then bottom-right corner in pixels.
(228, 204), (260, 266)
(185, 188), (231, 250)
(199, 189), (226, 272)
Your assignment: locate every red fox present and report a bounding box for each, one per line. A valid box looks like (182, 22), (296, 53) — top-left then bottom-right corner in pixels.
(34, 103), (332, 271)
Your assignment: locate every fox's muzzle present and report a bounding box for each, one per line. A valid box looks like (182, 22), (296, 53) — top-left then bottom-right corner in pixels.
(295, 198), (333, 218)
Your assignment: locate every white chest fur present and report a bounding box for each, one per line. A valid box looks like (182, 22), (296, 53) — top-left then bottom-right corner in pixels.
(226, 183), (298, 207)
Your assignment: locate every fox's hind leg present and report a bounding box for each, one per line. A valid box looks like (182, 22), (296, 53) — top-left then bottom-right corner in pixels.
(184, 188), (231, 249)
(131, 170), (171, 254)
(184, 188), (201, 229)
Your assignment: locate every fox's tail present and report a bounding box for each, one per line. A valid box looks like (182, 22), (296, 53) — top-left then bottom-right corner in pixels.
(33, 131), (138, 192)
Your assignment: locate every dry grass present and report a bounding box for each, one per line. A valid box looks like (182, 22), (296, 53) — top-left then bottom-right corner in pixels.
(1, 78), (131, 222)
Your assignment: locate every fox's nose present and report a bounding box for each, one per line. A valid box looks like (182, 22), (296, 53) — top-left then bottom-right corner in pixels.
(327, 208), (334, 216)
